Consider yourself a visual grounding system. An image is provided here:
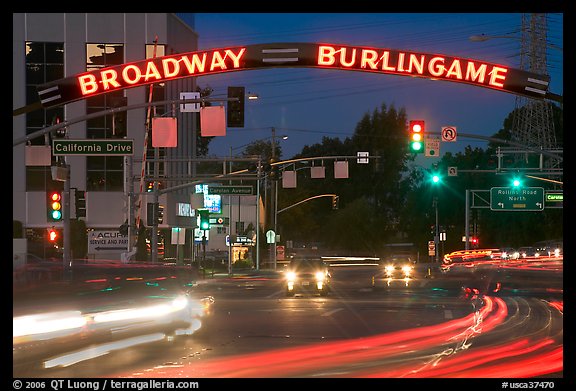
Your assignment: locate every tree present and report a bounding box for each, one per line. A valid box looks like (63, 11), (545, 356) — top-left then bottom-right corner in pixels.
(280, 103), (413, 254)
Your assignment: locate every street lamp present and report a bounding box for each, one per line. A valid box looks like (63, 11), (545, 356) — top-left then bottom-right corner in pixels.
(469, 33), (520, 42)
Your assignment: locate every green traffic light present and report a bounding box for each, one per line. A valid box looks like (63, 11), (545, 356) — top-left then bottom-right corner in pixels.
(410, 141), (423, 151)
(512, 178), (521, 187)
(432, 174), (440, 183)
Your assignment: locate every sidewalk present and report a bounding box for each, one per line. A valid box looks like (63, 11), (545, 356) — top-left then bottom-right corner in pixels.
(199, 267), (283, 280)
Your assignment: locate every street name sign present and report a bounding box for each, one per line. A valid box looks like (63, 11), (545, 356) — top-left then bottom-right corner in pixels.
(208, 185), (253, 195)
(490, 187), (544, 211)
(53, 139), (134, 156)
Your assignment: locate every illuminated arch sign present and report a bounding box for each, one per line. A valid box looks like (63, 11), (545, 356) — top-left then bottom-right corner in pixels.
(37, 42), (551, 108)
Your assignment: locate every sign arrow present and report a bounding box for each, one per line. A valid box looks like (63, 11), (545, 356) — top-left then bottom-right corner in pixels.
(95, 246), (129, 251)
(498, 202), (504, 208)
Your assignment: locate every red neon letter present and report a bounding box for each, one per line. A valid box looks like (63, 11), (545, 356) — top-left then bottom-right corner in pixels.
(465, 62), (487, 83)
(489, 66), (508, 88)
(339, 48), (356, 67)
(317, 46), (336, 66)
(445, 59), (463, 80)
(100, 69), (121, 90)
(122, 65), (142, 85)
(428, 57), (446, 77)
(397, 53), (407, 72)
(144, 61), (162, 82)
(380, 51), (395, 71)
(210, 51), (227, 71)
(181, 53), (206, 74)
(162, 57), (180, 78)
(408, 54), (425, 75)
(360, 49), (378, 69)
(78, 74), (98, 95)
(225, 48), (246, 69)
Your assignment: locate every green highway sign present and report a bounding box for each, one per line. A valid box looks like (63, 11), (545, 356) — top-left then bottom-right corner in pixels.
(208, 185), (253, 195)
(545, 191), (563, 209)
(545, 192), (563, 202)
(52, 139), (134, 156)
(490, 187), (544, 211)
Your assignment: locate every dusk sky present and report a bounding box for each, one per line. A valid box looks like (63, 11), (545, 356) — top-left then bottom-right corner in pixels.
(176, 13), (563, 164)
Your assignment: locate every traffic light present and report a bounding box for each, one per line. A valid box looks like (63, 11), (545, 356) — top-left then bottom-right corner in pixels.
(430, 164), (441, 184)
(146, 202), (164, 226)
(199, 210), (210, 230)
(408, 120), (425, 153)
(75, 189), (86, 218)
(471, 237), (479, 248)
(227, 86), (245, 128)
(48, 228), (58, 242)
(52, 116), (67, 138)
(332, 195), (339, 210)
(157, 204), (164, 224)
(511, 175), (523, 187)
(47, 191), (63, 222)
(267, 158), (279, 181)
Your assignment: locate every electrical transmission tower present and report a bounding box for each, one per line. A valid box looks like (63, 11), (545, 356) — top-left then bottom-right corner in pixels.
(511, 14), (559, 153)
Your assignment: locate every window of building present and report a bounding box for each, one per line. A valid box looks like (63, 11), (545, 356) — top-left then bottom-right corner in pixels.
(85, 43), (126, 192)
(144, 44), (167, 179)
(235, 221), (245, 235)
(25, 42), (64, 191)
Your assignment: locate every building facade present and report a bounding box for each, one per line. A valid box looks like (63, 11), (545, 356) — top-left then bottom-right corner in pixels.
(13, 13), (259, 265)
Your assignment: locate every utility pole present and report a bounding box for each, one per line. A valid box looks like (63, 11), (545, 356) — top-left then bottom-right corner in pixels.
(63, 163), (71, 268)
(270, 127), (277, 270)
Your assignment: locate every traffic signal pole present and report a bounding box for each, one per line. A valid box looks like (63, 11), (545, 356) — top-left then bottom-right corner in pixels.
(63, 163), (71, 269)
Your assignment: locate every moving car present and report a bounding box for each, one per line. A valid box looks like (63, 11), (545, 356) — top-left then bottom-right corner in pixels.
(498, 247), (520, 260)
(517, 246), (540, 258)
(381, 255), (415, 278)
(285, 258), (331, 296)
(13, 260), (214, 369)
(372, 255), (416, 289)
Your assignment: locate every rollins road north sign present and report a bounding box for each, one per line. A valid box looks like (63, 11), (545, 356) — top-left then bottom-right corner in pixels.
(490, 187), (545, 211)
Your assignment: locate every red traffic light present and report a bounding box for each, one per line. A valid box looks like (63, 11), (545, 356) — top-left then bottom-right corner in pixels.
(408, 120), (425, 153)
(48, 191), (63, 221)
(409, 120), (425, 135)
(48, 229), (58, 242)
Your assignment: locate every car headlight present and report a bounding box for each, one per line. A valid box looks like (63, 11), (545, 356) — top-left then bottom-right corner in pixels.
(554, 248), (561, 257)
(384, 265), (395, 275)
(401, 265), (413, 276)
(315, 271), (325, 282)
(286, 271), (296, 282)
